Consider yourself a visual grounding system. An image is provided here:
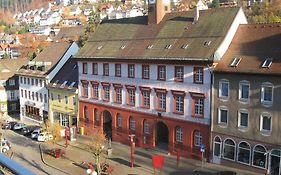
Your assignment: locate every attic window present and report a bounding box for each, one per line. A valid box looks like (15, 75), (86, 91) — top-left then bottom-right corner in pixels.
(181, 44), (189, 49)
(204, 41), (212, 46)
(53, 80), (59, 86)
(261, 58), (273, 68)
(97, 46), (103, 50)
(72, 64), (77, 70)
(69, 82), (76, 88)
(165, 44), (172, 49)
(147, 45), (154, 49)
(230, 57), (242, 67)
(60, 81), (68, 88)
(120, 45), (126, 50)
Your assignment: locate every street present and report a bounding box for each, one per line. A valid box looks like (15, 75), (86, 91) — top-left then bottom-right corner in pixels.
(3, 129), (68, 175)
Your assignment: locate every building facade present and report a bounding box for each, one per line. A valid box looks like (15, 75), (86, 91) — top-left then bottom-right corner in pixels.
(18, 41), (79, 123)
(48, 59), (78, 139)
(211, 24), (281, 174)
(75, 0), (247, 159)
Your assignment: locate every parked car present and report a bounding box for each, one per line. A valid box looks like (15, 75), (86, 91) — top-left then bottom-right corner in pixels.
(13, 123), (27, 131)
(1, 139), (11, 153)
(2, 121), (17, 130)
(37, 132), (53, 142)
(31, 128), (43, 139)
(21, 126), (40, 135)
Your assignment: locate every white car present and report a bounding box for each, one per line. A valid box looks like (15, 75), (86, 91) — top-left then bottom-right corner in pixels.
(37, 132), (53, 142)
(1, 139), (11, 153)
(31, 128), (42, 139)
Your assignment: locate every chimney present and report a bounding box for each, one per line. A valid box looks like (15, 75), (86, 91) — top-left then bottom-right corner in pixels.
(194, 5), (199, 22)
(148, 0), (169, 24)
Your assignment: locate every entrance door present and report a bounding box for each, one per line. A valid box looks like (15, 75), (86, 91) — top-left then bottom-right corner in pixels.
(103, 110), (112, 139)
(213, 136), (222, 164)
(156, 121), (169, 150)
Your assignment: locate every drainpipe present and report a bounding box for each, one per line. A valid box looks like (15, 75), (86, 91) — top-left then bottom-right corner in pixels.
(206, 63), (214, 162)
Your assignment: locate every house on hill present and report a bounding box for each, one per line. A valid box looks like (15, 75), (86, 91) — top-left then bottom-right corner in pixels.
(75, 0), (247, 159)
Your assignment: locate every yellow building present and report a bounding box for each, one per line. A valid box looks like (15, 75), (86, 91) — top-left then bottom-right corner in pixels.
(48, 60), (78, 134)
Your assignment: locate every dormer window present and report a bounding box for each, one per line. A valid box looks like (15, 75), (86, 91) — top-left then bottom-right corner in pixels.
(165, 44), (172, 49)
(262, 58), (273, 68)
(69, 82), (76, 88)
(97, 46), (103, 50)
(181, 44), (189, 49)
(147, 45), (153, 49)
(230, 57), (242, 67)
(60, 81), (67, 88)
(204, 41), (211, 46)
(53, 80), (59, 87)
(120, 45), (126, 50)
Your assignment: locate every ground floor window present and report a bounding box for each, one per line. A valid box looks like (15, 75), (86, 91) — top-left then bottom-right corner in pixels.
(253, 145), (267, 169)
(223, 139), (236, 161)
(53, 112), (69, 127)
(270, 149), (281, 175)
(237, 142), (251, 165)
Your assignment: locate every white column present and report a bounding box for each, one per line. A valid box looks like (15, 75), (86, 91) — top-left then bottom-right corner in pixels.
(98, 84), (102, 100)
(122, 88), (126, 105)
(167, 92), (173, 113)
(151, 91), (156, 110)
(135, 89), (140, 107)
(110, 86), (114, 103)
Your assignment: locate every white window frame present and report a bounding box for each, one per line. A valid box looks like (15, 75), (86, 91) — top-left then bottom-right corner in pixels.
(129, 117), (136, 131)
(128, 89), (135, 105)
(128, 64), (135, 78)
(158, 93), (166, 110)
(239, 81), (250, 102)
(142, 91), (150, 108)
(143, 65), (150, 79)
(93, 85), (99, 98)
(194, 130), (202, 147)
(9, 79), (15, 86)
(103, 86), (110, 101)
(223, 138), (236, 161)
(213, 136), (222, 158)
(237, 141), (251, 165)
(115, 88), (122, 103)
(175, 95), (184, 113)
(218, 107), (228, 126)
(260, 112), (272, 134)
(252, 144), (267, 169)
(219, 80), (229, 99)
(194, 66), (203, 83)
(10, 91), (15, 100)
(144, 120), (150, 134)
(261, 83), (273, 105)
(238, 110), (249, 129)
(175, 127), (183, 143)
(175, 66), (184, 81)
(158, 65), (166, 80)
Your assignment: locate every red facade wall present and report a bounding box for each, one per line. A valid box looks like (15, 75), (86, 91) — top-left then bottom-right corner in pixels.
(79, 100), (210, 160)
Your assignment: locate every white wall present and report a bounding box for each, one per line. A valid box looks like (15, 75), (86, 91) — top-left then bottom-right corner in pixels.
(78, 61), (211, 125)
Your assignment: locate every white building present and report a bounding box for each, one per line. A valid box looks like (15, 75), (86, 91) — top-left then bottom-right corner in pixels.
(17, 41), (79, 123)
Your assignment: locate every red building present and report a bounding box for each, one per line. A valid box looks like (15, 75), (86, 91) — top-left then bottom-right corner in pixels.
(75, 0), (247, 159)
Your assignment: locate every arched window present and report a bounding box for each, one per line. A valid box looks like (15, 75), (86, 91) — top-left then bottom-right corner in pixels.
(194, 130), (202, 147)
(253, 145), (267, 168)
(175, 126), (183, 143)
(237, 141), (251, 165)
(129, 117), (136, 133)
(143, 120), (150, 134)
(223, 139), (235, 161)
(94, 108), (99, 124)
(269, 149), (281, 175)
(84, 106), (89, 122)
(116, 113), (122, 128)
(213, 136), (221, 157)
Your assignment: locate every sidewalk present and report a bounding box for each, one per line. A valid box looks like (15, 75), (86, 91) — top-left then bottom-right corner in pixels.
(39, 135), (262, 175)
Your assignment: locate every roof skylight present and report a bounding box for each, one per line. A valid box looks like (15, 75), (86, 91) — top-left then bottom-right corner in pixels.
(204, 41), (212, 46)
(97, 46), (103, 50)
(181, 44), (189, 49)
(120, 45), (126, 50)
(165, 44), (172, 49)
(262, 58), (273, 68)
(147, 45), (153, 49)
(230, 57), (242, 67)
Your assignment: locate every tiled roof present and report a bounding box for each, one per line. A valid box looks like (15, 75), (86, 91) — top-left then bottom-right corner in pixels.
(214, 23), (281, 75)
(54, 26), (85, 42)
(49, 59), (78, 91)
(17, 41), (73, 77)
(0, 58), (28, 80)
(75, 7), (240, 61)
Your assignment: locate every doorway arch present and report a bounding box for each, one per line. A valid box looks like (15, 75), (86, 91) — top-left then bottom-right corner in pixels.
(103, 110), (112, 139)
(156, 121), (169, 150)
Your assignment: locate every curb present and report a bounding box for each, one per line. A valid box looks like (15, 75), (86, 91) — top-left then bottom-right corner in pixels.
(39, 143), (73, 175)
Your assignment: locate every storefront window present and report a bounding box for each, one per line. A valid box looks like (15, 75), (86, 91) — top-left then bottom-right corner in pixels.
(253, 145), (267, 168)
(223, 139), (235, 161)
(237, 142), (251, 165)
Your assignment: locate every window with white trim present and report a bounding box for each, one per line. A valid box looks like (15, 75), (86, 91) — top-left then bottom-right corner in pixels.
(260, 113), (271, 133)
(82, 83), (88, 97)
(239, 81), (249, 101)
(127, 89), (135, 106)
(253, 145), (267, 168)
(157, 93), (166, 111)
(193, 67), (203, 84)
(223, 139), (236, 161)
(103, 63), (109, 76)
(237, 142), (251, 165)
(194, 130), (202, 147)
(142, 91), (150, 108)
(261, 83), (273, 104)
(175, 95), (184, 113)
(115, 88), (122, 103)
(218, 107), (228, 125)
(9, 79), (15, 86)
(176, 127), (183, 143)
(194, 97), (204, 117)
(142, 65), (150, 79)
(213, 136), (221, 157)
(128, 64), (135, 78)
(158, 65), (166, 81)
(103, 86), (110, 101)
(93, 84), (99, 99)
(219, 80), (229, 99)
(238, 110), (248, 128)
(115, 64), (121, 77)
(175, 66), (184, 82)
(129, 117), (136, 132)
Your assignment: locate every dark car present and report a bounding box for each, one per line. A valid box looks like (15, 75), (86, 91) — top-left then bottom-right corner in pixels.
(2, 121), (18, 130)
(21, 126), (40, 136)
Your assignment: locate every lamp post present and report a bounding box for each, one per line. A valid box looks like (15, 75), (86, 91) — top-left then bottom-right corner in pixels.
(129, 134), (135, 168)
